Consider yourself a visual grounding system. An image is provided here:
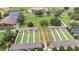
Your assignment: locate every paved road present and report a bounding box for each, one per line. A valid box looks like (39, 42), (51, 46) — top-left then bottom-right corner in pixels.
(10, 43), (42, 51)
(10, 40), (79, 51)
(51, 40), (79, 48)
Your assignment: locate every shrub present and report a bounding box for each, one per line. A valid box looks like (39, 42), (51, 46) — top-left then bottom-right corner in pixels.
(74, 7), (79, 13)
(3, 13), (9, 17)
(66, 46), (73, 51)
(69, 22), (78, 29)
(40, 20), (48, 26)
(74, 35), (78, 39)
(66, 27), (72, 33)
(59, 46), (65, 51)
(52, 47), (58, 51)
(36, 48), (43, 51)
(74, 46), (79, 51)
(64, 7), (69, 10)
(28, 22), (34, 27)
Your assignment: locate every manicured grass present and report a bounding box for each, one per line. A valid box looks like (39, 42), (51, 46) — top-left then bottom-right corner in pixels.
(23, 32), (28, 44)
(16, 32), (23, 44)
(21, 14), (53, 27)
(35, 31), (39, 43)
(48, 29), (74, 41)
(60, 16), (71, 25)
(52, 30), (60, 41)
(48, 30), (54, 42)
(29, 31), (33, 43)
(62, 29), (73, 40)
(57, 29), (66, 40)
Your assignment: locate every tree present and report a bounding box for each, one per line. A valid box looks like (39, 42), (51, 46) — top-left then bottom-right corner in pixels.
(64, 7), (69, 10)
(28, 22), (34, 27)
(59, 46), (65, 51)
(52, 47), (58, 51)
(34, 10), (44, 16)
(46, 10), (51, 15)
(40, 20), (48, 26)
(66, 27), (72, 33)
(74, 46), (79, 51)
(69, 22), (78, 29)
(3, 13), (9, 17)
(53, 9), (63, 17)
(50, 17), (61, 26)
(74, 35), (78, 39)
(66, 46), (73, 51)
(74, 7), (79, 13)
(68, 12), (73, 16)
(0, 12), (2, 19)
(3, 29), (16, 43)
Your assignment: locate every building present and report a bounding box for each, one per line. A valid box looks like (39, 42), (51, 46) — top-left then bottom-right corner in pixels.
(0, 11), (24, 28)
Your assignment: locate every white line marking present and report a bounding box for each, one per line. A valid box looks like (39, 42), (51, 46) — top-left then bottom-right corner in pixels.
(15, 33), (19, 43)
(58, 18), (66, 27)
(27, 31), (30, 44)
(33, 30), (35, 43)
(65, 30), (74, 40)
(50, 29), (56, 41)
(20, 32), (24, 44)
(60, 29), (68, 40)
(59, 17), (74, 40)
(55, 29), (62, 40)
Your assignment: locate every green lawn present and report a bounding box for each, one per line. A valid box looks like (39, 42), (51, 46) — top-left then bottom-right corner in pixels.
(21, 14), (53, 27)
(62, 29), (73, 40)
(57, 29), (66, 40)
(29, 31), (33, 43)
(48, 30), (54, 42)
(48, 29), (74, 41)
(35, 31), (39, 43)
(9, 8), (75, 44)
(23, 32), (28, 44)
(52, 30), (60, 41)
(16, 32), (23, 44)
